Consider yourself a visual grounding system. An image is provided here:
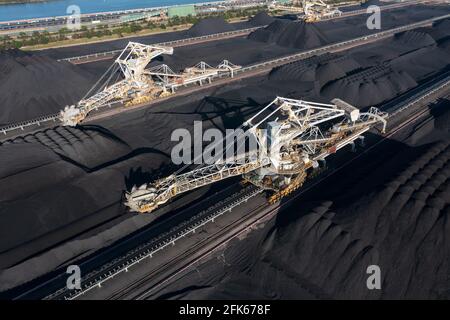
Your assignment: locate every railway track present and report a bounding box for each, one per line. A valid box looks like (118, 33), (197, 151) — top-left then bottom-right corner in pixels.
(1, 12), (450, 142)
(130, 110), (448, 300)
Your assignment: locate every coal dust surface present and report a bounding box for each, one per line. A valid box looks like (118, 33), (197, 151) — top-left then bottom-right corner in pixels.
(248, 19), (329, 50)
(186, 17), (236, 37)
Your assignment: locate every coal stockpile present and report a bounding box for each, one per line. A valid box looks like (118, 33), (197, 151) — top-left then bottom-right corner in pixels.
(152, 104), (450, 299)
(321, 65), (417, 107)
(386, 27), (450, 80)
(267, 53), (419, 108)
(150, 35), (296, 75)
(0, 50), (96, 125)
(37, 3), (450, 62)
(0, 126), (134, 270)
(247, 11), (275, 26)
(265, 19), (450, 108)
(394, 30), (437, 49)
(248, 19), (329, 50)
(389, 46), (450, 80)
(186, 17), (236, 37)
(429, 19), (450, 42)
(4, 126), (132, 169)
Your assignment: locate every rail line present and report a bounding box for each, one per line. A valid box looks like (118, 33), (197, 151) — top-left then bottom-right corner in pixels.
(24, 64), (449, 300)
(389, 72), (450, 117)
(2, 12), (450, 141)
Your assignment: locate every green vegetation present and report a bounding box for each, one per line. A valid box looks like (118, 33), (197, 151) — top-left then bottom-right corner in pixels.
(0, 6), (266, 50)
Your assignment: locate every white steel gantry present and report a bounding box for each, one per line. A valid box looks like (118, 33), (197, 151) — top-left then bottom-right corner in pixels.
(60, 42), (174, 126)
(59, 41), (240, 126)
(146, 60), (241, 93)
(124, 97), (387, 213)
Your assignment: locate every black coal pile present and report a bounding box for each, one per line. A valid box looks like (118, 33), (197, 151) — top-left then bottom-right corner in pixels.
(248, 19), (329, 50)
(0, 126), (134, 267)
(360, 0), (383, 8)
(389, 26), (450, 78)
(0, 50), (96, 125)
(4, 125), (132, 169)
(433, 99), (450, 131)
(429, 18), (450, 42)
(269, 53), (361, 89)
(268, 139), (449, 299)
(393, 30), (436, 50)
(186, 17), (235, 37)
(0, 139), (61, 181)
(153, 105), (450, 299)
(321, 65), (417, 107)
(0, 94), (260, 290)
(248, 11), (275, 26)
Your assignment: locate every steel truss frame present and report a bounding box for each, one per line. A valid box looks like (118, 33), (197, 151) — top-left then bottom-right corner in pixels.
(59, 42), (173, 126)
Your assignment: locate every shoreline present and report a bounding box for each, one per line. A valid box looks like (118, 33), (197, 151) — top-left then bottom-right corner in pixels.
(0, 0), (219, 23)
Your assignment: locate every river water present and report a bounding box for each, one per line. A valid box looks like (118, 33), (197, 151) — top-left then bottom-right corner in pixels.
(0, 0), (218, 22)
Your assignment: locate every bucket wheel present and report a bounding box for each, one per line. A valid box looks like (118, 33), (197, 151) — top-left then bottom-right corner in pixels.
(267, 171), (307, 204)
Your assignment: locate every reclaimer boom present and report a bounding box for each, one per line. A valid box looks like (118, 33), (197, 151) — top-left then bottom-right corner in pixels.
(125, 97), (387, 213)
